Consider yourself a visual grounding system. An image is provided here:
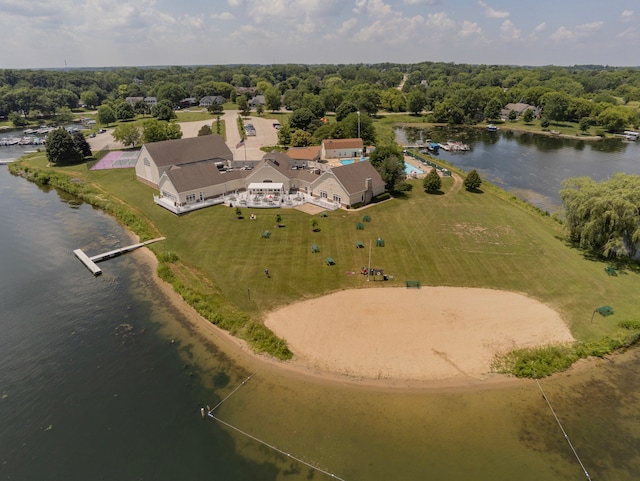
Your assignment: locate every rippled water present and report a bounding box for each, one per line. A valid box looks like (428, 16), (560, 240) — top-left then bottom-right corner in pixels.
(2, 165), (640, 481)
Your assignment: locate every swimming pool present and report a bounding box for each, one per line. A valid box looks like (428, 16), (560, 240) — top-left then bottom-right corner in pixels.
(405, 164), (424, 175)
(339, 157), (369, 165)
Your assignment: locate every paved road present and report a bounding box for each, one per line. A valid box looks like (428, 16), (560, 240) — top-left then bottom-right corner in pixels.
(87, 110), (279, 161)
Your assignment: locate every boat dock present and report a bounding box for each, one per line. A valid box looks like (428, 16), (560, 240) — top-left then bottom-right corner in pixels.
(74, 237), (165, 275)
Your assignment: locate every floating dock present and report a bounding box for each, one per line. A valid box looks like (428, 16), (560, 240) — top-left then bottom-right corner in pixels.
(74, 237), (165, 275)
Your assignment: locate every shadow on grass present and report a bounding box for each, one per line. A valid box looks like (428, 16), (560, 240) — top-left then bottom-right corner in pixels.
(424, 189), (445, 195)
(466, 188), (484, 194)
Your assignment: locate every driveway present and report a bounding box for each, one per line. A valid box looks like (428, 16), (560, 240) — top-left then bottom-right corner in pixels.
(87, 109), (279, 161)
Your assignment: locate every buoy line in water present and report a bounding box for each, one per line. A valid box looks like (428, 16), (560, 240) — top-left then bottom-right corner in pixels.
(209, 413), (346, 480)
(535, 379), (593, 480)
(202, 371), (346, 481)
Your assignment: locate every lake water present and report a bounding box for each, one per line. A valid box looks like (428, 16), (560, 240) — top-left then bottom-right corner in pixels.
(395, 126), (640, 212)
(2, 145), (640, 480)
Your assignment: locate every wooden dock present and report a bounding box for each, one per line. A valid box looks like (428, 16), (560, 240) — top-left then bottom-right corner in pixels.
(74, 237), (165, 275)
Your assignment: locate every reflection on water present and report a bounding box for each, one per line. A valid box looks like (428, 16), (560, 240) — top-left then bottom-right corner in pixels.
(395, 126), (640, 212)
(2, 165), (640, 480)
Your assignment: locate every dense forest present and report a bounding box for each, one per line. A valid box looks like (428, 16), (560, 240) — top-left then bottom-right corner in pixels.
(1, 62), (640, 136)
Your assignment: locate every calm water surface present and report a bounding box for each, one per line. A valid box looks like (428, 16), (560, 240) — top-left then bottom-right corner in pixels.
(2, 157), (640, 480)
(395, 126), (640, 212)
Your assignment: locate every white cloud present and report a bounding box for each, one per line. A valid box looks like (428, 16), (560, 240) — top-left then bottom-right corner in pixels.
(459, 20), (482, 39)
(211, 12), (234, 20)
(529, 21), (546, 40)
(620, 10), (634, 23)
(617, 26), (640, 40)
(403, 0), (440, 4)
(425, 11), (455, 31)
(500, 19), (520, 41)
(365, 0), (393, 18)
(550, 21), (603, 42)
(478, 0), (509, 19)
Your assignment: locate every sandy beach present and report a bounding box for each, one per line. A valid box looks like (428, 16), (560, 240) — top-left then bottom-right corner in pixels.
(265, 287), (574, 383)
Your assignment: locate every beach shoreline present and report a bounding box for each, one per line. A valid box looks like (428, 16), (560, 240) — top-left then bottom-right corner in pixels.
(134, 247), (576, 392)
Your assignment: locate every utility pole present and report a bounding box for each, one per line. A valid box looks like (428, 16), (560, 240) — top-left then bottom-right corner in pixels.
(357, 111), (361, 139)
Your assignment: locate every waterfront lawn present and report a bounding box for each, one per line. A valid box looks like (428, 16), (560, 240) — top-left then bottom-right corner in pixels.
(96, 166), (640, 341)
(16, 152), (640, 347)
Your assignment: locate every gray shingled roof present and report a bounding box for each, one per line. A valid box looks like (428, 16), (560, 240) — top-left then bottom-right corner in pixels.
(330, 161), (385, 194)
(164, 160), (225, 192)
(145, 135), (233, 168)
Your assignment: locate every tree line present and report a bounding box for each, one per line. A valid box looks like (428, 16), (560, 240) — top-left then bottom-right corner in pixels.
(1, 62), (639, 135)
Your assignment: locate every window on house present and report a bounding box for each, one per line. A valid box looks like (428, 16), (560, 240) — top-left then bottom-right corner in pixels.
(143, 157), (150, 166)
(320, 190), (328, 199)
(333, 194), (342, 204)
(186, 194), (196, 203)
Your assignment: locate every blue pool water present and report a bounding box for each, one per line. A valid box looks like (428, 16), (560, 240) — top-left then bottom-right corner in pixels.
(339, 157), (369, 165)
(405, 164), (424, 175)
(339, 157), (423, 175)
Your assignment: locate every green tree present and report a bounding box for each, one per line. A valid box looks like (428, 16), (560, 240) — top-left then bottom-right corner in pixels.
(277, 123), (291, 145)
(198, 124), (213, 136)
(561, 174), (640, 258)
(165, 121), (183, 140)
(540, 92), (570, 121)
(73, 131), (92, 158)
(112, 123), (141, 147)
(523, 108), (534, 123)
(55, 106), (74, 124)
(540, 117), (550, 129)
(264, 86), (281, 112)
(484, 98), (503, 121)
(597, 106), (629, 133)
(290, 129), (313, 147)
(508, 110), (517, 121)
(406, 89), (426, 115)
(289, 108), (315, 131)
(152, 100), (176, 121)
(45, 128), (83, 165)
(369, 145), (405, 191)
(207, 102), (224, 115)
(255, 103), (264, 116)
(578, 117), (592, 134)
(236, 95), (250, 117)
(115, 101), (135, 121)
(464, 169), (482, 191)
(97, 104), (116, 125)
(423, 168), (441, 193)
(134, 99), (150, 117)
(80, 90), (99, 109)
(8, 111), (27, 127)
(142, 119), (177, 143)
(335, 101), (358, 121)
(156, 82), (186, 106)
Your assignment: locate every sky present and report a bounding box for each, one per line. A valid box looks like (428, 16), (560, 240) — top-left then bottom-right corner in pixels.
(1, 0), (639, 69)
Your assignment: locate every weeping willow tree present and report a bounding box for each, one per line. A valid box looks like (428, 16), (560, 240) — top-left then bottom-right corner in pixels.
(561, 173), (640, 258)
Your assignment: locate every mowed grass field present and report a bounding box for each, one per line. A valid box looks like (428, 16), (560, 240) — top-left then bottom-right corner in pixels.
(33, 152), (638, 345)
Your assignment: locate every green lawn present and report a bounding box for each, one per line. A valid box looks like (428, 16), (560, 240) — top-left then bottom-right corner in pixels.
(13, 151), (640, 368)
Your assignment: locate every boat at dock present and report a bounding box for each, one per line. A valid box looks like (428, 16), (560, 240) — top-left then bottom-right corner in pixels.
(439, 141), (470, 152)
(487, 124), (498, 132)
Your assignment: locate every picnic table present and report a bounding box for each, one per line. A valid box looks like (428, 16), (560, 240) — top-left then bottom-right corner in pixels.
(261, 230), (271, 238)
(355, 241), (364, 248)
(325, 257), (335, 265)
(605, 266), (617, 276)
(311, 244), (320, 253)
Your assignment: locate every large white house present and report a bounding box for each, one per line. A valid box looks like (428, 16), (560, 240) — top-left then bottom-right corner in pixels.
(134, 135), (386, 214)
(320, 138), (364, 160)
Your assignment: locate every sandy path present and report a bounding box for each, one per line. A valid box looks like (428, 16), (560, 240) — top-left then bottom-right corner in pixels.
(265, 287), (574, 382)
